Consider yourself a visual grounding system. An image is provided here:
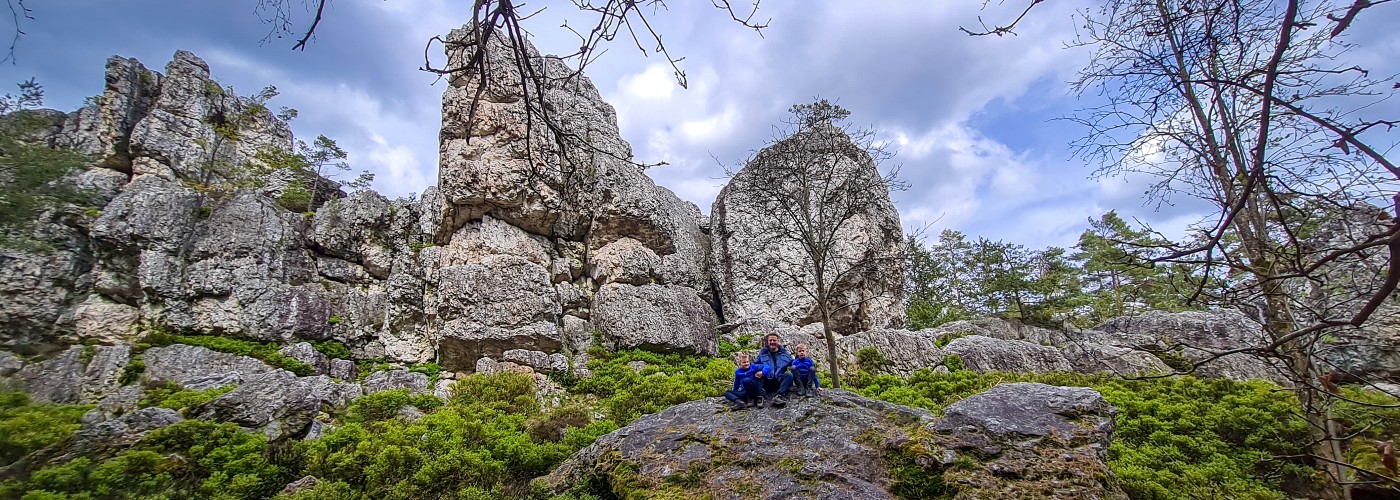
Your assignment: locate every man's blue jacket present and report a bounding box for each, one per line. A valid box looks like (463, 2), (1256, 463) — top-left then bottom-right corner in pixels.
(756, 346), (793, 378)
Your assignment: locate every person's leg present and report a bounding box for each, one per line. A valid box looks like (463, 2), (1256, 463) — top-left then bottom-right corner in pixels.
(724, 389), (743, 404)
(744, 378), (765, 407)
(771, 372), (794, 405)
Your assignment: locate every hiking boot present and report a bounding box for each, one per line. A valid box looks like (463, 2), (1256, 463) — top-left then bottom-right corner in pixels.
(771, 394), (787, 407)
(730, 401), (747, 411)
(755, 397), (765, 409)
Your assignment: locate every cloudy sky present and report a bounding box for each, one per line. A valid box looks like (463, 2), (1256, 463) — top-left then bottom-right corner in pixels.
(4, 1), (1396, 250)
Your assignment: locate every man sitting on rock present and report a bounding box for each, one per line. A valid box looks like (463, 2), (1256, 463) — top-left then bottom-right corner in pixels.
(755, 333), (795, 407)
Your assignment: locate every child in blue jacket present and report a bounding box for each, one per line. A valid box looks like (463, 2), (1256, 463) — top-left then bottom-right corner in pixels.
(723, 352), (767, 410)
(791, 343), (822, 397)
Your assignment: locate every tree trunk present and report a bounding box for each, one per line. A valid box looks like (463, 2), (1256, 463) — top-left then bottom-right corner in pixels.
(820, 301), (841, 389)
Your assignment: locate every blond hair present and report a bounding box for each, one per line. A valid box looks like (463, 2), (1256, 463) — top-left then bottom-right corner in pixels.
(733, 351), (751, 364)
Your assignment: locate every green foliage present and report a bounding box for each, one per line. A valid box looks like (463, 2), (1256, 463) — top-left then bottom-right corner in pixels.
(942, 354), (964, 372)
(346, 389), (444, 422)
(856, 370), (1313, 499)
(143, 330), (315, 376)
(718, 333), (756, 358)
(855, 347), (891, 374)
(277, 178), (314, 212)
(1, 419), (293, 499)
(118, 355), (145, 385)
(933, 332), (968, 349)
(887, 446), (955, 499)
(297, 371), (609, 498)
(138, 382), (235, 415)
(0, 390), (91, 467)
(570, 349), (731, 425)
(313, 340), (353, 360)
(0, 80), (90, 250)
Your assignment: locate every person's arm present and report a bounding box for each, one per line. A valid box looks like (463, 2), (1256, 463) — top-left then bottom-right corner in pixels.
(814, 371), (822, 389)
(732, 370), (741, 392)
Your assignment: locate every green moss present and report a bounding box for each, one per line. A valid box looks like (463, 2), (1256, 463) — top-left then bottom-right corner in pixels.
(119, 355), (146, 385)
(887, 446), (956, 499)
(138, 382), (235, 416)
(933, 332), (968, 349)
(312, 340), (353, 360)
(942, 354), (964, 372)
(143, 330), (316, 376)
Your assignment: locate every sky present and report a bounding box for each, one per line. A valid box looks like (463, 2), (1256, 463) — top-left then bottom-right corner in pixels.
(3, 1), (1396, 251)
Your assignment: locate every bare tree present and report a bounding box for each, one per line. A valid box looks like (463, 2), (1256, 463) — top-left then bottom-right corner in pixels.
(1042, 0), (1399, 496)
(716, 100), (907, 388)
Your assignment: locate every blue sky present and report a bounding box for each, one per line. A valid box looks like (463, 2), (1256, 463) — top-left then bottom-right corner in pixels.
(4, 1), (1396, 251)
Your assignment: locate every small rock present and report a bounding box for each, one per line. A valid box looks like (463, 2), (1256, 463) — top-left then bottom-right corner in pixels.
(280, 476), (321, 496)
(328, 358), (358, 380)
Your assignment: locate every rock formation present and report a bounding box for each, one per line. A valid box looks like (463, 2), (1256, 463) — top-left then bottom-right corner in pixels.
(710, 122), (906, 334)
(540, 385), (1124, 499)
(434, 26), (718, 367)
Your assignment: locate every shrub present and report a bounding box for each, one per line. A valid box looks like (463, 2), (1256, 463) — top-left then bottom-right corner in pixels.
(118, 355), (145, 384)
(0, 390), (91, 466)
(346, 389), (444, 423)
(138, 382), (235, 416)
(313, 340), (353, 360)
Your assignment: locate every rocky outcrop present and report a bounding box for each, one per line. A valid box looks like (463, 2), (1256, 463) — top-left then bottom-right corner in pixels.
(540, 387), (1123, 499)
(10, 345), (131, 403)
(1094, 310), (1288, 384)
(593, 283), (718, 355)
(196, 369), (360, 440)
(837, 329), (946, 376)
(143, 344), (274, 390)
(362, 369), (429, 395)
(929, 383), (1123, 498)
(943, 335), (1075, 374)
(67, 407), (183, 458)
(433, 25), (717, 364)
(710, 122), (905, 335)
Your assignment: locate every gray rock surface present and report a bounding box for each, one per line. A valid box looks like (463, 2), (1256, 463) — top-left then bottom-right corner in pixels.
(710, 122), (905, 335)
(329, 358), (358, 381)
(943, 335), (1075, 374)
(197, 369), (361, 440)
(67, 407), (183, 457)
(541, 388), (1124, 499)
(0, 351), (20, 376)
(837, 329), (945, 376)
(143, 344), (274, 390)
(927, 383), (1124, 499)
(1061, 341), (1171, 376)
(362, 369), (430, 394)
(593, 283), (718, 356)
(279, 342), (331, 376)
(1095, 310), (1288, 383)
(11, 345), (131, 403)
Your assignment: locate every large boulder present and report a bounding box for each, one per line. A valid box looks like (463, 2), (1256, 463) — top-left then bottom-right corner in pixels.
(540, 388), (1123, 499)
(142, 344), (275, 390)
(433, 25), (714, 363)
(1094, 311), (1288, 383)
(942, 335), (1075, 374)
(11, 345), (131, 404)
(196, 369), (361, 440)
(837, 329), (946, 376)
(710, 122), (905, 334)
(928, 383), (1123, 498)
(593, 283), (718, 356)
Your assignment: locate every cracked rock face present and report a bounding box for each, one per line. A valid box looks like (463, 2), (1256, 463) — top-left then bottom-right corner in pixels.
(433, 25), (717, 363)
(710, 123), (905, 335)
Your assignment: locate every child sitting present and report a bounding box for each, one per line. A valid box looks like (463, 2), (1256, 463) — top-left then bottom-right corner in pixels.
(791, 343), (822, 397)
(723, 352), (767, 410)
